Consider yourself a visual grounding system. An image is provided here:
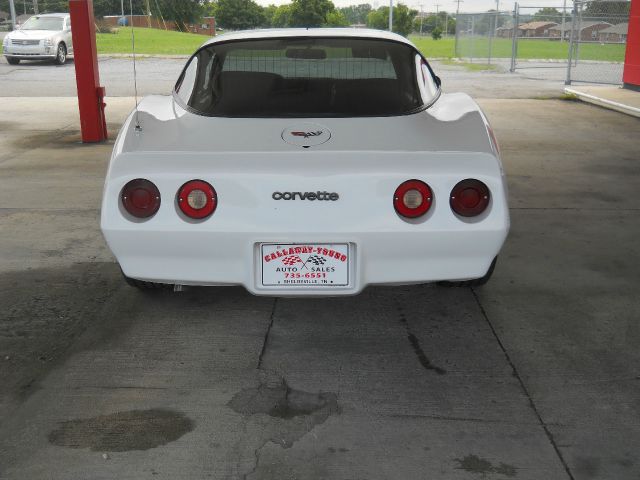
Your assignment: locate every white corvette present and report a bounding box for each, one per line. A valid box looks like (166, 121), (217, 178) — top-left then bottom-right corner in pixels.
(100, 28), (509, 295)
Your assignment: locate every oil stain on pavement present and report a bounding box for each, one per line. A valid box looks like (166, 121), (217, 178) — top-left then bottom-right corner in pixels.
(455, 454), (518, 477)
(48, 409), (194, 452)
(228, 371), (339, 448)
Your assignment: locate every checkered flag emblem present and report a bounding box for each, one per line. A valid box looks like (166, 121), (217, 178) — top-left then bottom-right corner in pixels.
(305, 255), (327, 266)
(282, 255), (302, 266)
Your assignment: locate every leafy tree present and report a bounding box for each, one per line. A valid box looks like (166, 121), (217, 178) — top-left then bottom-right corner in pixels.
(215, 0), (264, 29)
(533, 7), (563, 24)
(431, 26), (442, 40)
(261, 4), (277, 27)
(583, 0), (630, 24)
(324, 9), (348, 27)
(339, 3), (371, 25)
(151, 0), (205, 30)
(366, 4), (417, 37)
(270, 4), (292, 27)
(289, 0), (335, 27)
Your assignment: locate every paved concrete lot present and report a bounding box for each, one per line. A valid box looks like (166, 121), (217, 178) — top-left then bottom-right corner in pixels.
(1, 89), (639, 477)
(0, 55), (568, 99)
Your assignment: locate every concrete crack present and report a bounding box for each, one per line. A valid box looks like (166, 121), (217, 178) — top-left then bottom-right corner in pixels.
(471, 287), (576, 480)
(257, 298), (277, 369)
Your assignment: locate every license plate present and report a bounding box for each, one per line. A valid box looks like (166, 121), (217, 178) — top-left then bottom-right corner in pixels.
(261, 243), (350, 287)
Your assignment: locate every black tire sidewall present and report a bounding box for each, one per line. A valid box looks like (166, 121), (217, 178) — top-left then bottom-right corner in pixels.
(55, 43), (66, 65)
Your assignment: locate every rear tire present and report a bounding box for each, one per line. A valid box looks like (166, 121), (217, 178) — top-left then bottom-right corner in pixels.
(6, 57), (20, 65)
(121, 269), (171, 290)
(438, 257), (498, 288)
(54, 43), (67, 65)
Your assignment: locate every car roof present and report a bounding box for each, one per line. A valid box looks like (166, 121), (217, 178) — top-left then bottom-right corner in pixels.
(31, 13), (68, 18)
(202, 28), (415, 48)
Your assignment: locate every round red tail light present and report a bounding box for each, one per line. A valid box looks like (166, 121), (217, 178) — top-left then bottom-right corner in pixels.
(177, 180), (217, 219)
(393, 180), (433, 218)
(450, 179), (490, 217)
(121, 178), (161, 218)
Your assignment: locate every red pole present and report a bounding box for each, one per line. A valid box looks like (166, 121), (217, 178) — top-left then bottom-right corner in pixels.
(623, 0), (640, 89)
(69, 0), (108, 142)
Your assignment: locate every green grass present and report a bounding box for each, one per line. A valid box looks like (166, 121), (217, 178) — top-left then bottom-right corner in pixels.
(96, 27), (207, 55)
(95, 28), (626, 62)
(411, 35), (626, 62)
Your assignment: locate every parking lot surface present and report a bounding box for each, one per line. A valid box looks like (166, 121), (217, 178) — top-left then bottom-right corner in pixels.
(1, 65), (639, 478)
(0, 55), (567, 99)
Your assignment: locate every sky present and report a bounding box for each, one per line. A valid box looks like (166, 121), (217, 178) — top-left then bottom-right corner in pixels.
(253, 0), (572, 14)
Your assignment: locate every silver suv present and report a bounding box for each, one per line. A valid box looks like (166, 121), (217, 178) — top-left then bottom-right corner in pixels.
(2, 13), (73, 65)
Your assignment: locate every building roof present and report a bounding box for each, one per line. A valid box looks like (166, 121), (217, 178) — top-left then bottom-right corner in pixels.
(203, 28), (414, 48)
(518, 21), (558, 30)
(549, 20), (611, 32)
(599, 22), (628, 35)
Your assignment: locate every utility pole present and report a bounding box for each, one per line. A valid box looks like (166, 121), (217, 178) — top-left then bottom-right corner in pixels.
(9, 0), (16, 29)
(145, 0), (152, 28)
(561, 0), (567, 41)
(389, 0), (393, 32)
(32, 0), (38, 14)
(121, 0), (124, 18)
(419, 4), (424, 35)
(453, 0), (463, 57)
(435, 4), (440, 30)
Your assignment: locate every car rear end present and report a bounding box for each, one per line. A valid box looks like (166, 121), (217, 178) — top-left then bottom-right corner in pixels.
(100, 31), (509, 295)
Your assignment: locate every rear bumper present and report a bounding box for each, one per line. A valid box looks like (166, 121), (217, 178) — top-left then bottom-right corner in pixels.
(103, 228), (508, 296)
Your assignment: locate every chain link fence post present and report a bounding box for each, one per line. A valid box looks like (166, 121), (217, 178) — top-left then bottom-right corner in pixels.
(510, 2), (519, 72)
(565, 2), (577, 84)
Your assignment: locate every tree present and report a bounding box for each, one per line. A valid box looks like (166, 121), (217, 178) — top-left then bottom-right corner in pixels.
(324, 9), (348, 27)
(583, 1), (630, 24)
(533, 7), (563, 24)
(151, 0), (205, 30)
(270, 4), (292, 27)
(366, 4), (417, 37)
(215, 0), (264, 29)
(431, 26), (442, 40)
(261, 4), (277, 27)
(289, 0), (335, 27)
(339, 3), (371, 25)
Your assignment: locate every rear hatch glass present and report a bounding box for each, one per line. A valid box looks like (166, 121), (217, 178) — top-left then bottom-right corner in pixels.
(175, 38), (424, 117)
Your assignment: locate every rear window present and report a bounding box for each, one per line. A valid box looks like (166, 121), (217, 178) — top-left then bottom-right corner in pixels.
(175, 38), (430, 117)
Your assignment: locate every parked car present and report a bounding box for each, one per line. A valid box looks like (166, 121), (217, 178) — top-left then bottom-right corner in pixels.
(2, 13), (72, 65)
(101, 28), (510, 295)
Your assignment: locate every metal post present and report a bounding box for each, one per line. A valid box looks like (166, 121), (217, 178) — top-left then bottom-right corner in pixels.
(565, 3), (576, 84)
(574, 1), (582, 67)
(69, 0), (108, 143)
(454, 0), (462, 57)
(121, 0), (125, 18)
(445, 12), (448, 37)
(510, 2), (518, 72)
(470, 15), (475, 63)
(419, 4), (423, 35)
(9, 0), (17, 29)
(32, 0), (38, 14)
(389, 0), (393, 31)
(561, 0), (567, 41)
(488, 12), (494, 65)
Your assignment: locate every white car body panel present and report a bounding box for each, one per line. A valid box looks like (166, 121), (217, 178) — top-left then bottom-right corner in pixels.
(100, 29), (509, 296)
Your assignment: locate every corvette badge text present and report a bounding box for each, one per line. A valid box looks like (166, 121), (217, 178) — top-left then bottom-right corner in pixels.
(272, 191), (339, 201)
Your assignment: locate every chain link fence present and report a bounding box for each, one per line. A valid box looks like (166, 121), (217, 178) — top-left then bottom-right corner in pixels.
(565, 0), (630, 84)
(454, 0), (631, 85)
(454, 11), (515, 65)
